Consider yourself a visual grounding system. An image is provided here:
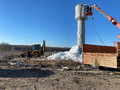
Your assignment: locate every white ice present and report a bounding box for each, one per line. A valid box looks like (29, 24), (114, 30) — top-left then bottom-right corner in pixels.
(47, 45), (82, 62)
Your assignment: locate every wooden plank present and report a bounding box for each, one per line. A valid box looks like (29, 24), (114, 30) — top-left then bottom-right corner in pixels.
(82, 53), (117, 68)
(82, 44), (117, 54)
(117, 42), (120, 56)
(83, 52), (117, 56)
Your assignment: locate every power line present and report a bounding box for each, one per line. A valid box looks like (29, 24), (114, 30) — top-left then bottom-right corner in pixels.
(90, 17), (105, 46)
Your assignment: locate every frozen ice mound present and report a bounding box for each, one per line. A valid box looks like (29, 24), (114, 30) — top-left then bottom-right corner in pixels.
(47, 45), (82, 62)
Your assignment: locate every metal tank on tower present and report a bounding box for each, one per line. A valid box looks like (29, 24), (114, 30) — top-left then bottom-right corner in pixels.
(75, 4), (88, 50)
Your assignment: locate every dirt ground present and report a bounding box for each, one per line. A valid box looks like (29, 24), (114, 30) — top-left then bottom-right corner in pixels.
(0, 51), (120, 90)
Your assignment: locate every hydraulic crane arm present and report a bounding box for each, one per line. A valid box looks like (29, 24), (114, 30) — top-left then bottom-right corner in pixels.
(92, 5), (120, 29)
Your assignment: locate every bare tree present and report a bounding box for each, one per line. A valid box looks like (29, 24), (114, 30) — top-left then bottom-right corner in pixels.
(0, 42), (10, 52)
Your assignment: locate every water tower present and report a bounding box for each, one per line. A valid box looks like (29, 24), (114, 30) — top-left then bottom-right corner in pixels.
(75, 4), (88, 50)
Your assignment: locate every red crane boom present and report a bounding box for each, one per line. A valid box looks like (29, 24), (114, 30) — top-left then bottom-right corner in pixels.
(92, 5), (120, 29)
(86, 5), (120, 39)
(86, 5), (120, 29)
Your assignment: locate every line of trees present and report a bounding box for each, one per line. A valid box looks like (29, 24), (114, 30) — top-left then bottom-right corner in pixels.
(0, 42), (11, 52)
(0, 42), (70, 52)
(0, 42), (30, 52)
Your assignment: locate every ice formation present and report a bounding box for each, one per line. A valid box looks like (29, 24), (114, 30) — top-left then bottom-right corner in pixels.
(47, 45), (82, 62)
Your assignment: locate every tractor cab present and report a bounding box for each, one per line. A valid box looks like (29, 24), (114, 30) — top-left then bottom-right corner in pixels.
(31, 44), (41, 52)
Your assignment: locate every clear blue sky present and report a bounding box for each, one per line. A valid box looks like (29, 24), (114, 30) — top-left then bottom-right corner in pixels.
(0, 0), (120, 47)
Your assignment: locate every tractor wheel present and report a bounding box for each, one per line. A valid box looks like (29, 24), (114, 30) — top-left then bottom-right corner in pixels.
(33, 52), (38, 58)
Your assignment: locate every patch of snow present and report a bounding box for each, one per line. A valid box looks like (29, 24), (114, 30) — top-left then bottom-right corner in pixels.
(13, 58), (20, 60)
(62, 66), (69, 70)
(8, 62), (20, 66)
(37, 59), (46, 61)
(57, 69), (64, 71)
(47, 45), (82, 62)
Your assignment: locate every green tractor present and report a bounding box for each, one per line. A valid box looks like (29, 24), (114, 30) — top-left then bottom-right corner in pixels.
(20, 40), (45, 58)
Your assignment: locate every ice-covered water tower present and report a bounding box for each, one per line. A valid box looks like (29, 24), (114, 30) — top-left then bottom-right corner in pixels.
(75, 4), (88, 50)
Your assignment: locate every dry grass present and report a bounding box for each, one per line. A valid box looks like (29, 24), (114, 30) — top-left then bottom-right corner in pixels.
(54, 60), (81, 68)
(33, 60), (81, 70)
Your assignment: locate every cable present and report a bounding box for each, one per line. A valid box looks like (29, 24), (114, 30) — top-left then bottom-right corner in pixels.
(90, 16), (105, 46)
